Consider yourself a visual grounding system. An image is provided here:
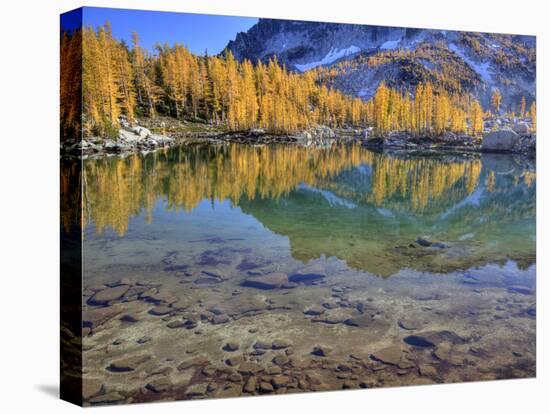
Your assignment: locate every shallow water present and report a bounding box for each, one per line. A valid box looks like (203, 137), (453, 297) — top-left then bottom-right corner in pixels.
(73, 142), (536, 404)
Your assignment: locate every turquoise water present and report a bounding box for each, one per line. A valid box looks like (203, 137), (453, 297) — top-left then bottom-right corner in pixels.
(75, 143), (536, 404)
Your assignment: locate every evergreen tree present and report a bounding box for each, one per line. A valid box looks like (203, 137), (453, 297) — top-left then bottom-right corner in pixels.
(491, 89), (502, 116)
(530, 102), (536, 131)
(77, 23), (498, 138)
(470, 100), (484, 136)
(520, 96), (526, 119)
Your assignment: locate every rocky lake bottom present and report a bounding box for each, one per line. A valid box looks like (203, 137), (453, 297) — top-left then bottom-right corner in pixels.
(64, 142), (536, 405)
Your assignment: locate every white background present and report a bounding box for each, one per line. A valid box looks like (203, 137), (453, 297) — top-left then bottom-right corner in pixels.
(0, 0), (547, 412)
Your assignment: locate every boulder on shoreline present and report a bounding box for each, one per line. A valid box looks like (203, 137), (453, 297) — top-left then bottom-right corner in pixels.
(360, 126), (536, 156)
(294, 125), (336, 144)
(513, 121), (531, 134)
(439, 131), (458, 142)
(248, 128), (267, 137)
(482, 128), (521, 152)
(381, 132), (415, 149)
(63, 119), (535, 158)
(131, 126), (152, 139)
(63, 125), (176, 156)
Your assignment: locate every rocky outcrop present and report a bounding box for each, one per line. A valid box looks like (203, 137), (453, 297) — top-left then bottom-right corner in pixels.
(62, 117), (535, 158)
(310, 125), (336, 139)
(439, 131), (458, 142)
(383, 132), (414, 148)
(513, 122), (531, 134)
(62, 125), (176, 157)
(482, 128), (520, 151)
(482, 127), (534, 155)
(224, 18), (535, 108)
(105, 132), (175, 153)
(293, 125), (336, 146)
(247, 128), (267, 137)
(131, 126), (153, 139)
(361, 124), (534, 156)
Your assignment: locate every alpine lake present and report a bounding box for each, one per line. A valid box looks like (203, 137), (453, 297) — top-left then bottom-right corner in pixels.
(72, 141), (536, 404)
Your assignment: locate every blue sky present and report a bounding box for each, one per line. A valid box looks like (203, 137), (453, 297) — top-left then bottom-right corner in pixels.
(62, 7), (258, 55)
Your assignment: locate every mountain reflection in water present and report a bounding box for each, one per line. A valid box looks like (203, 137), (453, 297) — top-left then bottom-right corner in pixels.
(72, 142), (535, 277)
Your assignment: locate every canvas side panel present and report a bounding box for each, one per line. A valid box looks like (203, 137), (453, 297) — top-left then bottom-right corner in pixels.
(60, 7), (84, 407)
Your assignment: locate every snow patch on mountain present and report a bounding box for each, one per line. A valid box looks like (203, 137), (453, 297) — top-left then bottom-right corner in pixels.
(449, 43), (492, 82)
(380, 39), (400, 50)
(295, 45), (361, 72)
(225, 19), (535, 106)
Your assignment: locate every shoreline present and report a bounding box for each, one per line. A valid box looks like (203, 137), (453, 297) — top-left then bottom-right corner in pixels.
(61, 123), (536, 159)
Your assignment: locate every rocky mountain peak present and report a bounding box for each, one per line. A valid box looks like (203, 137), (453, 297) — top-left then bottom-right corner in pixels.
(224, 18), (536, 109)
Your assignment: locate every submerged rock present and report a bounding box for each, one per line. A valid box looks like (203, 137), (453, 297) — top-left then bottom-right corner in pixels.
(289, 264), (326, 283)
(304, 305), (325, 316)
(419, 364), (438, 377)
(226, 356), (244, 367)
(432, 343), (453, 361)
(225, 295), (269, 317)
(146, 378), (172, 393)
(136, 336), (152, 344)
(243, 376), (257, 392)
(272, 354), (289, 366)
(185, 383), (208, 397)
(144, 290), (178, 304)
(177, 355), (209, 371)
(344, 314), (373, 328)
(397, 359), (416, 369)
(237, 362), (264, 375)
(272, 339), (291, 349)
(312, 308), (351, 324)
(236, 257), (271, 271)
(106, 277), (131, 287)
(223, 342), (240, 352)
(398, 317), (422, 331)
(370, 345), (403, 365)
(259, 382), (274, 393)
(416, 238), (432, 247)
(120, 313), (140, 323)
(166, 320), (187, 329)
(272, 375), (291, 388)
(193, 271), (227, 285)
(83, 306), (123, 329)
(312, 345), (332, 357)
(404, 330), (466, 348)
(88, 392), (124, 405)
(82, 378), (104, 400)
(404, 335), (435, 348)
(108, 354), (152, 372)
(149, 305), (172, 316)
(212, 314), (230, 324)
(88, 285), (130, 306)
(240, 273), (288, 290)
(253, 340), (272, 350)
(172, 298), (192, 311)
